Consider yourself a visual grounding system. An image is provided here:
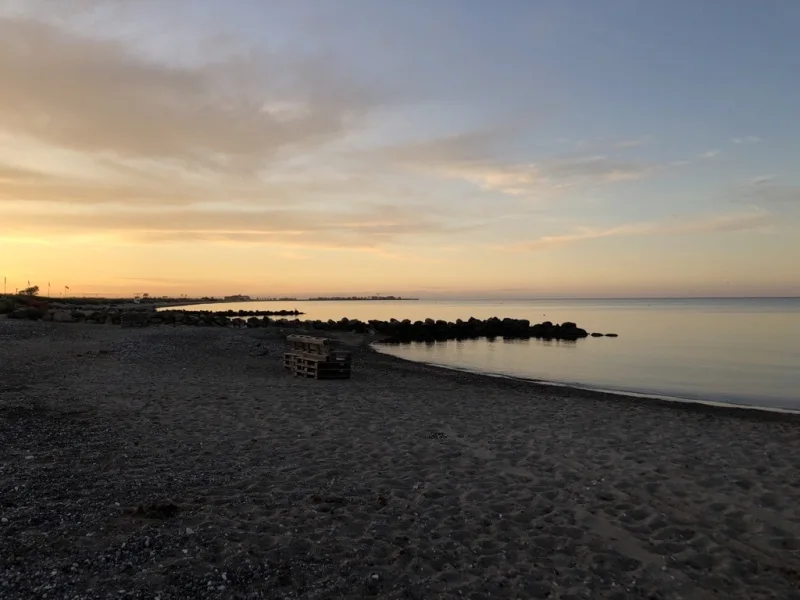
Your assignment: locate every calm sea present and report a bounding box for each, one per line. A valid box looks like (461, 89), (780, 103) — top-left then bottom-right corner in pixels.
(178, 298), (800, 411)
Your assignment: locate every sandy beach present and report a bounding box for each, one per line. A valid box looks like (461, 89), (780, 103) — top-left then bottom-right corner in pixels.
(2, 319), (800, 600)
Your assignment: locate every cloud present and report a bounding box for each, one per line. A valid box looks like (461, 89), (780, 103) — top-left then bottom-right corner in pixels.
(0, 16), (380, 174)
(377, 131), (660, 199)
(749, 174), (777, 186)
(504, 211), (776, 251)
(1, 203), (470, 250)
(732, 136), (762, 145)
(0, 160), (208, 205)
(544, 155), (653, 183)
(0, 12), (435, 245)
(699, 150), (720, 159)
(728, 176), (799, 213)
(740, 185), (800, 211)
(613, 137), (651, 149)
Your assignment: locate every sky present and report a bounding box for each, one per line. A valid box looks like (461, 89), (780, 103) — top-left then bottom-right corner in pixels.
(1, 0), (799, 298)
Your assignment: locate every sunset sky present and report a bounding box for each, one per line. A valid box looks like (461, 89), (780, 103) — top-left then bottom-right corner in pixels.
(1, 0), (798, 298)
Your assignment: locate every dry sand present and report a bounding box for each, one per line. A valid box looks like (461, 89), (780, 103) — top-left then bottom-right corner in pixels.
(1, 319), (800, 599)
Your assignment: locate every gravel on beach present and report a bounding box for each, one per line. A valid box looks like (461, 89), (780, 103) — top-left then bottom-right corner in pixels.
(2, 318), (800, 599)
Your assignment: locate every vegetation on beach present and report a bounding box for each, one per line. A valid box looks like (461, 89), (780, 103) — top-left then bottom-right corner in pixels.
(0, 294), (49, 319)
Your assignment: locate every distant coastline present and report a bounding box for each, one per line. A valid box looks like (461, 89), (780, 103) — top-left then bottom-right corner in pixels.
(166, 296), (420, 304)
(306, 296), (419, 301)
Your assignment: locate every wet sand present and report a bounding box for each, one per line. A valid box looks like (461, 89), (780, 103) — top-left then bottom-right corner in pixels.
(2, 319), (800, 599)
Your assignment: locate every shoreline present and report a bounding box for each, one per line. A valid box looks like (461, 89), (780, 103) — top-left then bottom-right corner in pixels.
(3, 320), (800, 598)
(366, 343), (800, 424)
(372, 347), (800, 418)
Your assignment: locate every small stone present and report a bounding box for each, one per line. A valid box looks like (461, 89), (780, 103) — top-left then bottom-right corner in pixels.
(182, 549), (188, 554)
(25, 455), (34, 460)
(371, 573), (380, 581)
(221, 573), (227, 581)
(186, 527), (194, 535)
(1, 517), (8, 523)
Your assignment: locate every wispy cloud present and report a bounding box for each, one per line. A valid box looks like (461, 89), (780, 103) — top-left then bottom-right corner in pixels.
(503, 211), (776, 251)
(750, 174), (777, 185)
(699, 150), (720, 159)
(545, 155), (654, 183)
(736, 184), (800, 212)
(613, 137), (652, 149)
(727, 175), (800, 214)
(1, 203), (473, 250)
(732, 136), (762, 145)
(377, 132), (661, 199)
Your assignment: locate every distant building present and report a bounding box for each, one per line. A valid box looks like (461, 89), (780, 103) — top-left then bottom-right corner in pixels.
(224, 294), (251, 301)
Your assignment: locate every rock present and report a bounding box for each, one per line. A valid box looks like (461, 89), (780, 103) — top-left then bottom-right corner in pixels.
(591, 332), (604, 337)
(605, 333), (619, 337)
(8, 307), (43, 320)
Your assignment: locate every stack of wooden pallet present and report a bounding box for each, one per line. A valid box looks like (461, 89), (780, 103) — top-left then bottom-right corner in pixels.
(283, 334), (352, 379)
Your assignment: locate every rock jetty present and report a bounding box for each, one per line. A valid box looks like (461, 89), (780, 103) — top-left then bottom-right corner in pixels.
(281, 316), (589, 342)
(5, 303), (597, 341)
(28, 308), (302, 325)
(365, 317), (588, 343)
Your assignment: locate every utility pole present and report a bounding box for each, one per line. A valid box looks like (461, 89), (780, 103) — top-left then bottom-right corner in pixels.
(3, 276), (6, 295)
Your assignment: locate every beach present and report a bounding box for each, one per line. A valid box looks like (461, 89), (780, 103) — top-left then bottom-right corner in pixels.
(2, 319), (800, 599)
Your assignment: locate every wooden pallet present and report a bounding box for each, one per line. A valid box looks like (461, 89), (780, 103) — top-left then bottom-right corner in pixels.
(286, 334), (336, 355)
(286, 353), (351, 379)
(283, 336), (352, 379)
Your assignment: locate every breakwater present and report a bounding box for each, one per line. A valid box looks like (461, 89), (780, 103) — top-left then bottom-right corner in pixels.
(11, 306), (617, 341)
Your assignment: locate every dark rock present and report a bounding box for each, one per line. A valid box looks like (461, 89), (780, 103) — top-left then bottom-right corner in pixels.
(8, 307), (44, 320)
